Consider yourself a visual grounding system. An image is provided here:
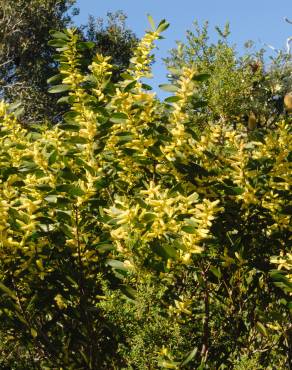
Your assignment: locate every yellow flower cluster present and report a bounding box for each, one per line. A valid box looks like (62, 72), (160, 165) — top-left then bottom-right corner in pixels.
(128, 30), (160, 80)
(105, 181), (221, 261)
(271, 252), (292, 293)
(162, 67), (198, 162)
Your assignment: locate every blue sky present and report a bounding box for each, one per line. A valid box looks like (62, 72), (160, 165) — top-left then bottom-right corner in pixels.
(75, 0), (292, 97)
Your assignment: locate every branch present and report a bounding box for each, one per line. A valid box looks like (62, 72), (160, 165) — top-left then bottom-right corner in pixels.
(286, 36), (292, 54)
(200, 263), (211, 362)
(284, 17), (292, 25)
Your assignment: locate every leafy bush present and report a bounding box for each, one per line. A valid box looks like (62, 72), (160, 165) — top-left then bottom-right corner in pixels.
(0, 18), (291, 369)
(164, 21), (292, 129)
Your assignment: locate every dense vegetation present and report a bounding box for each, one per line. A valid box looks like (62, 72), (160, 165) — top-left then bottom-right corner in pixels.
(0, 15), (291, 369)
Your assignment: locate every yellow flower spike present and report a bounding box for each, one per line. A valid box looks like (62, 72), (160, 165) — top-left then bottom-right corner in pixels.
(54, 294), (68, 310)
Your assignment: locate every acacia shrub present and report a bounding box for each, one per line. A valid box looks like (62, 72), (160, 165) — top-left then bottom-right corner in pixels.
(0, 19), (291, 369)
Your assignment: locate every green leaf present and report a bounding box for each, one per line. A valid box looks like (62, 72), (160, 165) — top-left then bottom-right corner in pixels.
(181, 347), (198, 367)
(60, 168), (79, 181)
(152, 243), (177, 260)
(56, 210), (72, 224)
(0, 282), (17, 301)
(48, 150), (57, 165)
(57, 96), (70, 104)
(256, 321), (268, 337)
(44, 194), (58, 203)
(106, 259), (130, 271)
(49, 30), (69, 40)
(192, 73), (211, 82)
(120, 285), (136, 300)
(77, 41), (95, 50)
(210, 266), (222, 279)
(167, 67), (181, 76)
(35, 216), (54, 224)
(60, 124), (80, 132)
(95, 242), (114, 253)
(63, 111), (79, 123)
(124, 80), (137, 92)
(120, 72), (134, 80)
(8, 101), (22, 112)
(48, 84), (71, 94)
(141, 213), (157, 222)
(158, 360), (179, 369)
(47, 74), (63, 84)
(110, 112), (128, 124)
(159, 84), (178, 92)
(141, 83), (153, 91)
(14, 107), (25, 118)
(192, 100), (208, 109)
(66, 136), (88, 144)
(56, 184), (85, 197)
(157, 20), (170, 33)
(147, 14), (156, 30)
(48, 39), (67, 48)
(164, 96), (182, 103)
(181, 226), (197, 234)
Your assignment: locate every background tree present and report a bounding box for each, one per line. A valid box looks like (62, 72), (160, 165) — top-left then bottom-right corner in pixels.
(84, 11), (139, 82)
(0, 1), (138, 124)
(164, 21), (292, 130)
(0, 0), (77, 124)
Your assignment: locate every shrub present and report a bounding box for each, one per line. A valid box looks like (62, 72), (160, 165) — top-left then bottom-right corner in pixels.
(0, 19), (291, 369)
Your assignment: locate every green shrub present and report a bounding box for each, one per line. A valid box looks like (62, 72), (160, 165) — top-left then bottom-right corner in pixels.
(0, 19), (291, 369)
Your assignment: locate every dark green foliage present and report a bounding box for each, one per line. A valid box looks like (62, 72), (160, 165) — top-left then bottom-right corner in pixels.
(0, 3), (138, 125)
(0, 0), (77, 124)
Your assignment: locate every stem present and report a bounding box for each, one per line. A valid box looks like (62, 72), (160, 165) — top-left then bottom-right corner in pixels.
(201, 264), (210, 362)
(73, 204), (94, 369)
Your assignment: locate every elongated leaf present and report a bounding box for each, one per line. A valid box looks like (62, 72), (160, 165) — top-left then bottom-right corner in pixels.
(147, 14), (156, 30)
(77, 41), (95, 50)
(124, 80), (137, 92)
(106, 259), (130, 271)
(192, 73), (211, 82)
(210, 266), (222, 279)
(181, 226), (197, 234)
(256, 321), (268, 337)
(192, 100), (208, 109)
(47, 74), (63, 84)
(48, 84), (71, 94)
(159, 84), (178, 92)
(60, 124), (80, 132)
(141, 83), (153, 91)
(57, 96), (70, 104)
(56, 184), (85, 197)
(49, 30), (69, 40)
(48, 39), (67, 48)
(181, 347), (198, 367)
(0, 282), (17, 301)
(164, 96), (182, 103)
(14, 107), (25, 118)
(167, 67), (181, 76)
(8, 101), (22, 112)
(157, 20), (170, 33)
(111, 112), (128, 124)
(45, 194), (58, 203)
(67, 136), (88, 144)
(120, 285), (136, 300)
